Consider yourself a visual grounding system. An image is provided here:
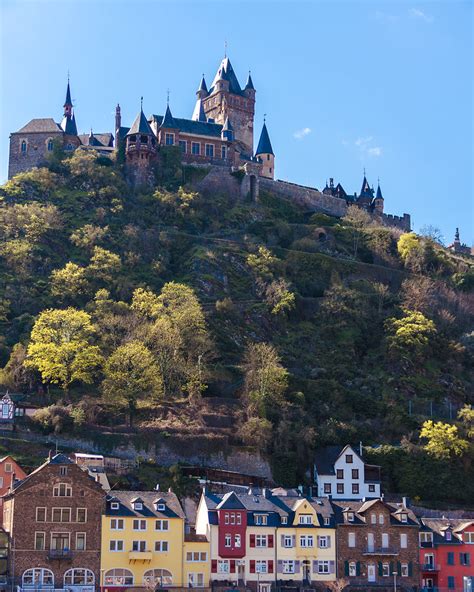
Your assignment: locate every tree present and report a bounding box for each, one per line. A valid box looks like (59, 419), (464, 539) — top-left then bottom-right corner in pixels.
(247, 246), (277, 280)
(342, 205), (373, 258)
(88, 246), (121, 282)
(264, 279), (296, 316)
(26, 308), (103, 392)
(102, 341), (163, 425)
(70, 224), (108, 251)
(397, 232), (421, 262)
(420, 420), (469, 460)
(420, 224), (445, 245)
(50, 262), (89, 299)
(385, 310), (436, 363)
(242, 342), (288, 418)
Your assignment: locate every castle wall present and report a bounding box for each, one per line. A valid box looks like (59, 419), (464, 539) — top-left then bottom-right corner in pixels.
(8, 131), (62, 179)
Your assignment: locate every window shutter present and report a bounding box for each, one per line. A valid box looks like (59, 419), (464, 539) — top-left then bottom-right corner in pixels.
(277, 560), (283, 574)
(390, 561), (394, 574)
(312, 560), (318, 574)
(268, 560), (274, 573)
(211, 560), (217, 573)
(250, 560), (256, 574)
(281, 534), (285, 547)
(408, 561), (413, 577)
(250, 534), (255, 547)
(317, 535), (321, 548)
(230, 560), (236, 573)
(344, 561), (349, 576)
(356, 561), (361, 576)
(397, 561), (401, 576)
(295, 561), (300, 574)
(292, 535), (296, 547)
(378, 562), (383, 577)
(329, 560), (335, 574)
(327, 535), (331, 548)
(268, 534), (274, 548)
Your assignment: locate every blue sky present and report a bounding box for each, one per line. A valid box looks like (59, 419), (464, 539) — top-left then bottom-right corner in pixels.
(1, 0), (472, 244)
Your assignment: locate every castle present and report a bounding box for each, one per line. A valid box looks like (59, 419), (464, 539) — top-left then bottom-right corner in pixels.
(8, 55), (411, 230)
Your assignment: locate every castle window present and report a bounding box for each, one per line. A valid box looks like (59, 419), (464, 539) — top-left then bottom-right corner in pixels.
(140, 135), (149, 143)
(179, 140), (187, 153)
(129, 135), (137, 143)
(65, 144), (74, 151)
(221, 145), (227, 159)
(165, 133), (175, 146)
(191, 142), (200, 155)
(47, 139), (54, 151)
(20, 140), (27, 153)
(267, 154), (270, 161)
(205, 143), (214, 158)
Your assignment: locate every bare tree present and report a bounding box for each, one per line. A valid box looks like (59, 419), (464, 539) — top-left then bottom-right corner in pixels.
(326, 578), (349, 592)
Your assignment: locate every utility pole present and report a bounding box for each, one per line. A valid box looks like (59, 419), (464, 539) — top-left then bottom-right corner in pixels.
(392, 571), (397, 592)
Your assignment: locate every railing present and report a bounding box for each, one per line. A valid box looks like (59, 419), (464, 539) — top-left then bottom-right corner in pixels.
(47, 549), (73, 560)
(422, 563), (441, 571)
(363, 547), (400, 555)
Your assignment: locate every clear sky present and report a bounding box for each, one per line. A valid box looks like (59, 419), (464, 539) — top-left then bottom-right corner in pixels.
(1, 0), (472, 244)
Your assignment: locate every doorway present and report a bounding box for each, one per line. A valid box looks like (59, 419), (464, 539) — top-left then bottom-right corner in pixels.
(367, 564), (376, 583)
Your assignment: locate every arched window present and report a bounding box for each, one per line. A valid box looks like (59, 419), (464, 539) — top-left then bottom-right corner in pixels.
(64, 569), (94, 586)
(20, 140), (27, 153)
(143, 569), (173, 586)
(47, 138), (54, 151)
(65, 143), (74, 151)
(104, 569), (134, 586)
(22, 569), (54, 588)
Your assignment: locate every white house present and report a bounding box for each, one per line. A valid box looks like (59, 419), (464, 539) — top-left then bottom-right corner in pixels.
(314, 444), (381, 500)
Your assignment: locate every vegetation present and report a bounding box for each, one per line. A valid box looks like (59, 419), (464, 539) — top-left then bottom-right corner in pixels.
(0, 149), (473, 502)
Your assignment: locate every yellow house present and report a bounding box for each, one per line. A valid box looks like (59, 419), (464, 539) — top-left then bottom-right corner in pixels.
(183, 530), (210, 587)
(100, 491), (187, 590)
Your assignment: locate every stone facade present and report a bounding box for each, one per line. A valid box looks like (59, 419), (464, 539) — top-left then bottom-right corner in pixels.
(333, 499), (420, 591)
(2, 453), (105, 591)
(8, 128), (63, 179)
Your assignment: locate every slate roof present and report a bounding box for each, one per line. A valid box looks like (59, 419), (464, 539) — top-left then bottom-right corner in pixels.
(161, 105), (177, 129)
(118, 126), (130, 140)
(210, 57), (243, 95)
(245, 73), (255, 91)
(421, 518), (474, 544)
(314, 445), (350, 475)
(151, 114), (223, 138)
(192, 98), (207, 122)
(331, 499), (419, 526)
(14, 118), (63, 134)
(78, 132), (114, 147)
(376, 184), (384, 199)
(360, 175), (374, 198)
(61, 113), (78, 135)
(197, 76), (208, 93)
(127, 109), (154, 136)
(64, 81), (72, 107)
(255, 122), (274, 155)
(106, 490), (185, 519)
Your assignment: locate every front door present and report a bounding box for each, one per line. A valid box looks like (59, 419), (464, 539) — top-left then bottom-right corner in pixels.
(464, 576), (473, 592)
(367, 564), (376, 582)
(302, 560), (311, 584)
(238, 561), (245, 584)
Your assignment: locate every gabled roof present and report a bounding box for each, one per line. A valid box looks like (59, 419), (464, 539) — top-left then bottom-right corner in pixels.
(255, 122), (274, 156)
(106, 490), (185, 519)
(128, 108), (154, 136)
(14, 118), (63, 134)
(314, 444), (364, 475)
(216, 491), (246, 510)
(161, 105), (177, 129)
(360, 175), (374, 198)
(332, 499), (419, 526)
(78, 132), (114, 147)
(151, 114), (223, 138)
(210, 57), (243, 95)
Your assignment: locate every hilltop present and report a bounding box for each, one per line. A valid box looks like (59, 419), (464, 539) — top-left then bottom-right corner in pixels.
(0, 149), (473, 505)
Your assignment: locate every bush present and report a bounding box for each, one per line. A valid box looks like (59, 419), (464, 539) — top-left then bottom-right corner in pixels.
(33, 405), (73, 434)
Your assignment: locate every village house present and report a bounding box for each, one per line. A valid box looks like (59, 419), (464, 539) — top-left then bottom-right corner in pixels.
(0, 455), (27, 522)
(2, 453), (105, 592)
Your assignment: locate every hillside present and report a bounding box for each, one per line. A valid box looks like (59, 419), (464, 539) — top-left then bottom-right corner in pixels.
(0, 148), (473, 505)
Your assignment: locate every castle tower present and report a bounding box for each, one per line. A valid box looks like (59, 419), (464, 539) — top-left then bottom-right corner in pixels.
(373, 179), (384, 213)
(192, 77), (208, 122)
(60, 78), (78, 136)
(202, 57), (255, 157)
(357, 171), (374, 207)
(125, 99), (157, 186)
(255, 120), (274, 179)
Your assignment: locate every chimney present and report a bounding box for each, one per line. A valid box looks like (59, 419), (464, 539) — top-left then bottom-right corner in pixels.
(329, 178), (334, 188)
(155, 484), (160, 491)
(168, 487), (172, 493)
(48, 449), (54, 461)
(359, 441), (363, 457)
(202, 486), (207, 496)
(402, 496), (407, 508)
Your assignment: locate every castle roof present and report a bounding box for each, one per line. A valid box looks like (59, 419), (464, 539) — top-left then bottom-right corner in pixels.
(255, 122), (274, 156)
(161, 104), (177, 129)
(197, 75), (208, 93)
(61, 112), (78, 136)
(360, 175), (373, 198)
(376, 183), (384, 200)
(127, 108), (154, 136)
(151, 114), (223, 138)
(210, 57), (243, 95)
(13, 118), (63, 134)
(78, 132), (114, 147)
(64, 81), (72, 107)
(192, 98), (207, 122)
(245, 72), (255, 91)
(222, 116), (233, 131)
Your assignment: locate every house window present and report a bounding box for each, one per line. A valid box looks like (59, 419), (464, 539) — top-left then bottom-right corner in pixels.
(186, 552), (207, 561)
(267, 154), (270, 161)
(281, 516), (287, 525)
(110, 502), (119, 510)
(352, 484), (359, 495)
(447, 552), (454, 565)
(324, 483), (331, 494)
(337, 483), (344, 494)
(188, 573), (204, 587)
(460, 553), (470, 566)
(109, 540), (124, 551)
(448, 576), (455, 589)
(221, 145), (227, 159)
(1, 405), (9, 418)
(255, 514), (268, 525)
(179, 140), (187, 153)
(347, 511), (354, 522)
(59, 466), (67, 476)
(53, 483), (72, 497)
(22, 569), (54, 587)
(352, 469), (359, 479)
(76, 508), (87, 522)
(51, 532), (70, 550)
(165, 133), (174, 146)
(324, 517), (331, 525)
(371, 513), (377, 524)
(76, 532), (86, 551)
(235, 534), (241, 547)
(346, 454), (353, 463)
(111, 518), (124, 530)
(155, 541), (169, 552)
(336, 469), (344, 479)
(133, 501), (143, 510)
(283, 535), (293, 548)
(368, 484), (376, 492)
(64, 569), (94, 587)
(446, 530), (452, 541)
(104, 569), (134, 586)
(382, 533), (389, 548)
(155, 519), (169, 530)
(20, 140), (27, 153)
(256, 560), (267, 574)
(230, 513), (235, 524)
(218, 560), (229, 573)
(36, 507), (46, 522)
(283, 560), (295, 574)
(52, 508), (71, 522)
(348, 532), (356, 547)
(156, 503), (165, 511)
(379, 513), (385, 525)
(465, 532), (474, 543)
(400, 563), (409, 577)
(299, 514), (312, 525)
(133, 519), (146, 530)
(400, 533), (408, 548)
(191, 142), (200, 155)
(132, 540), (147, 552)
(300, 535), (314, 548)
(382, 563), (390, 577)
(318, 536), (329, 548)
(34, 532), (45, 550)
(349, 562), (357, 576)
(224, 534), (231, 547)
(205, 143), (214, 157)
(236, 513), (241, 525)
(420, 532), (433, 544)
(318, 561), (330, 574)
(255, 534), (267, 547)
(224, 513), (229, 524)
(47, 139), (54, 151)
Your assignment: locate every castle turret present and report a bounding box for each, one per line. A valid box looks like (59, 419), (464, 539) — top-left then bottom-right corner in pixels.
(255, 120), (274, 179)
(61, 78), (78, 136)
(357, 171), (374, 207)
(115, 104), (121, 148)
(192, 76), (208, 122)
(244, 71), (256, 99)
(125, 99), (157, 185)
(373, 180), (384, 213)
(221, 116), (234, 142)
(196, 75), (208, 99)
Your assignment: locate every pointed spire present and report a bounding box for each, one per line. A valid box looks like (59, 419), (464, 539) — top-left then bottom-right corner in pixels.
(64, 81), (72, 108)
(197, 74), (208, 94)
(255, 121), (274, 156)
(376, 179), (384, 200)
(192, 98), (207, 122)
(360, 172), (372, 197)
(127, 99), (154, 136)
(245, 71), (255, 91)
(161, 104), (176, 128)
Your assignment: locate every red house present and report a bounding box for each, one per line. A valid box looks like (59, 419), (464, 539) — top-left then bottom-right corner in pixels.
(0, 456), (27, 522)
(420, 518), (474, 592)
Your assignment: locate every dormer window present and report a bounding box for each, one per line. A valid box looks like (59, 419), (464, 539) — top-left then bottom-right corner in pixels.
(299, 514), (312, 525)
(110, 502), (119, 510)
(281, 517), (288, 525)
(156, 503), (166, 512)
(254, 514), (268, 526)
(400, 513), (408, 523)
(446, 531), (452, 541)
(347, 512), (355, 522)
(133, 501), (143, 511)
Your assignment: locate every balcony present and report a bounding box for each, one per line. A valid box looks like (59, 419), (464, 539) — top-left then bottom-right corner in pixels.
(128, 550), (152, 562)
(422, 563), (440, 572)
(363, 547), (399, 556)
(47, 549), (73, 560)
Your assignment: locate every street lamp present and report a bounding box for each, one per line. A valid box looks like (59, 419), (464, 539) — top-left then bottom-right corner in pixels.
(392, 571), (397, 592)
